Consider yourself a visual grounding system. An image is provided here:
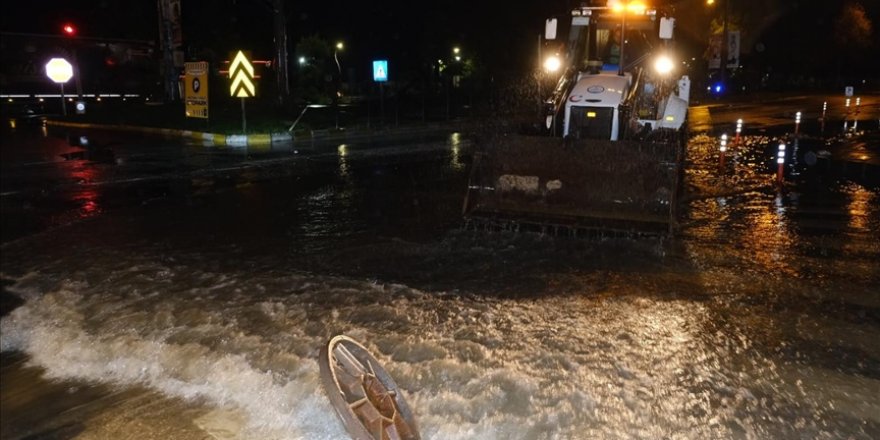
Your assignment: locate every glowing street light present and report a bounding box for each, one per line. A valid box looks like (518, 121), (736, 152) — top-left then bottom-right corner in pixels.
(62, 23), (77, 37)
(452, 47), (462, 62)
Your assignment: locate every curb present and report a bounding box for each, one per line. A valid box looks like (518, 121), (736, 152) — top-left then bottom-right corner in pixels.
(45, 120), (292, 147)
(45, 119), (475, 148)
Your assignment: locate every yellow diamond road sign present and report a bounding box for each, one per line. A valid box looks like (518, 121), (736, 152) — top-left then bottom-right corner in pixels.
(229, 50), (255, 98)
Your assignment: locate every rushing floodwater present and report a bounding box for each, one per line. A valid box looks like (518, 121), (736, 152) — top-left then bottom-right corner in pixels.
(1, 126), (878, 439)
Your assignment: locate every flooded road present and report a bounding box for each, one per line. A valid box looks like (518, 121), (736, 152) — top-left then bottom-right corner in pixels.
(1, 116), (879, 439)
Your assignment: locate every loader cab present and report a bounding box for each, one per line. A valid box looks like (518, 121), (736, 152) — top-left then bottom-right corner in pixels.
(544, 4), (686, 140)
(600, 28), (623, 70)
(564, 73), (629, 140)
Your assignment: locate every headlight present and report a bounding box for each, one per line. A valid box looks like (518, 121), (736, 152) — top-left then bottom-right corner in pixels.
(654, 54), (674, 75)
(543, 55), (562, 73)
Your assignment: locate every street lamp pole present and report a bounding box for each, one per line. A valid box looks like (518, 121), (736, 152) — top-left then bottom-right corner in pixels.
(708, 0), (731, 89)
(334, 44), (343, 78)
(618, 9), (627, 76)
(333, 42), (343, 129)
(720, 0), (730, 89)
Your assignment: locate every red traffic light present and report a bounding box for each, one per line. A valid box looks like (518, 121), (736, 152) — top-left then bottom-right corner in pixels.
(62, 23), (76, 36)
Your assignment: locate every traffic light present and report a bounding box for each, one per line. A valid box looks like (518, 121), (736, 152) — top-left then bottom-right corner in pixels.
(62, 23), (76, 37)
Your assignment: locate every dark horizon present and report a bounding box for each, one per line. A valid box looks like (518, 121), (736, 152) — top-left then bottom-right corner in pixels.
(2, 0), (878, 87)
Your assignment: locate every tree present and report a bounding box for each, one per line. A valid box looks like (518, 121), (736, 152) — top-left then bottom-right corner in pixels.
(833, 1), (874, 80)
(834, 2), (874, 49)
(294, 35), (335, 105)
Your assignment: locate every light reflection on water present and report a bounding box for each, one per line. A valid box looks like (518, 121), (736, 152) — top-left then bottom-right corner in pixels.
(449, 133), (465, 171)
(847, 183), (876, 233)
(337, 144), (350, 180)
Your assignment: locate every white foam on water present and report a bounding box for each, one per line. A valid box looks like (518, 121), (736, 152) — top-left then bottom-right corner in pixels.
(1, 259), (874, 439)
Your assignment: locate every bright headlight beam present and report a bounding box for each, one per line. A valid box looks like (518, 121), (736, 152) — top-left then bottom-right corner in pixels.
(654, 54), (674, 75)
(543, 55), (562, 73)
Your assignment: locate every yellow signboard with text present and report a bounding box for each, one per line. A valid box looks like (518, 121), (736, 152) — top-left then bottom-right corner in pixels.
(184, 61), (209, 118)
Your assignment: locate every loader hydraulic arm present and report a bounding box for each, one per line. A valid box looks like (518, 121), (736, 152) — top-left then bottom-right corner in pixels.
(543, 67), (578, 125)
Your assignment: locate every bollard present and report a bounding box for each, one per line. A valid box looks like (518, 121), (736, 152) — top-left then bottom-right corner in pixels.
(820, 101), (827, 134)
(776, 143), (785, 186)
(794, 111), (801, 135)
(854, 97), (861, 131)
(719, 133), (728, 170)
(844, 98), (851, 132)
(735, 118), (743, 143)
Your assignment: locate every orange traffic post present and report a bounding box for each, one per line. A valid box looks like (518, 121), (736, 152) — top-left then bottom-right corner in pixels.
(776, 143), (786, 186)
(854, 97), (861, 131)
(719, 133), (728, 170)
(735, 118), (743, 144)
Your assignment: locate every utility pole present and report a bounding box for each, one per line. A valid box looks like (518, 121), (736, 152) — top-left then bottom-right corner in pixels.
(157, 0), (182, 102)
(719, 0), (730, 88)
(272, 0), (290, 105)
(618, 10), (627, 76)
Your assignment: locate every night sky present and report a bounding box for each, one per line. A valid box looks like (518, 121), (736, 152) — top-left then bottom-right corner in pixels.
(2, 0), (879, 81)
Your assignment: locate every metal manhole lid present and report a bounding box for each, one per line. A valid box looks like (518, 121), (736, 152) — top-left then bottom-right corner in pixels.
(318, 335), (421, 440)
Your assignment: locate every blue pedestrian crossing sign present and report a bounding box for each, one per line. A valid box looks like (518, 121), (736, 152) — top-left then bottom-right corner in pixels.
(373, 60), (388, 82)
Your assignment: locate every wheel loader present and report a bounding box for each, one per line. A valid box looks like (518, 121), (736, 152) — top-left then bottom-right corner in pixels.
(463, 1), (690, 235)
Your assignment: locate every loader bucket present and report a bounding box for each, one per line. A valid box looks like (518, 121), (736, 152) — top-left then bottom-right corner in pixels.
(463, 134), (685, 235)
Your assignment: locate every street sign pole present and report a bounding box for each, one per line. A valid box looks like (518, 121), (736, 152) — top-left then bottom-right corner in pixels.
(45, 57), (73, 117)
(60, 83), (67, 116)
(241, 98), (247, 133)
(372, 60), (389, 128)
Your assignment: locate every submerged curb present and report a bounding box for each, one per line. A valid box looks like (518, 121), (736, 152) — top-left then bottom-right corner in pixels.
(45, 118), (476, 148)
(45, 120), (292, 147)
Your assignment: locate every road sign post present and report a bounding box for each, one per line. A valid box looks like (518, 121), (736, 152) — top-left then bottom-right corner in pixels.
(59, 83), (67, 116)
(241, 98), (247, 133)
(776, 143), (786, 186)
(373, 60), (388, 127)
(45, 58), (74, 116)
(229, 51), (256, 133)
